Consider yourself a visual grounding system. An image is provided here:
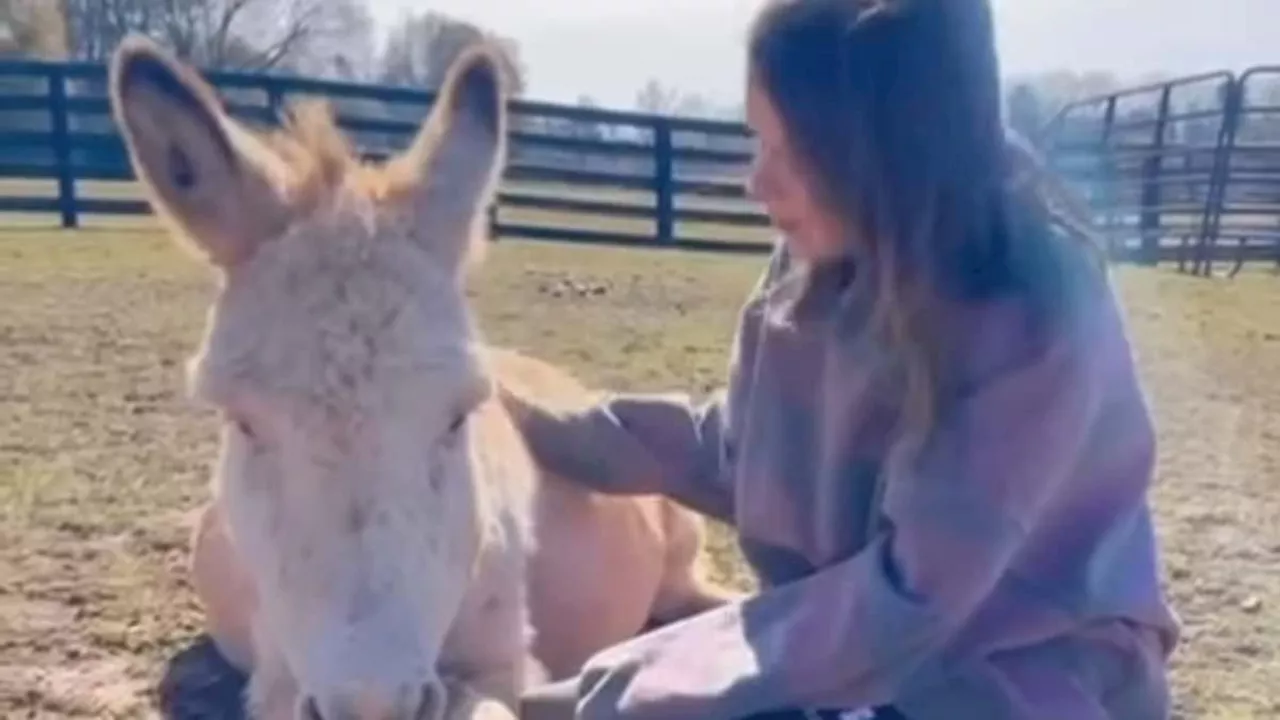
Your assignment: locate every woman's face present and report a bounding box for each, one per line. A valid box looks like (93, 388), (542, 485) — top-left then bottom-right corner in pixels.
(745, 79), (846, 262)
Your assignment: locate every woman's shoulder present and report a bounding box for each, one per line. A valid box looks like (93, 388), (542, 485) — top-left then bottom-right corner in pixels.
(937, 243), (1128, 399)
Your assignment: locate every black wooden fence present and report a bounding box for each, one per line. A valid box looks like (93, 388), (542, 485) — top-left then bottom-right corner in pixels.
(2, 58), (1279, 274)
(0, 58), (773, 254)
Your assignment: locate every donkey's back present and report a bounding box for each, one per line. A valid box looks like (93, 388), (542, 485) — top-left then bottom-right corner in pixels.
(481, 348), (731, 680)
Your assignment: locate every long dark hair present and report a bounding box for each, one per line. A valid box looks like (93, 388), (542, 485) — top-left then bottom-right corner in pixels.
(748, 0), (1100, 461)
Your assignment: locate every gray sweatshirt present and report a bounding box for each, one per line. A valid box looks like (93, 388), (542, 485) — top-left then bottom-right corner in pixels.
(511, 240), (1180, 720)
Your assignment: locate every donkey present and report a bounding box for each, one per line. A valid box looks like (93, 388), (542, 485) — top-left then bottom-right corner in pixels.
(108, 36), (733, 720)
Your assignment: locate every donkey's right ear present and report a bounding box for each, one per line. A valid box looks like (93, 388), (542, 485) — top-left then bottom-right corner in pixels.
(109, 35), (292, 268)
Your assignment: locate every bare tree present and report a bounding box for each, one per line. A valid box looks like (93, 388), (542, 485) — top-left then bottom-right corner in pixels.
(1009, 70), (1123, 118)
(1006, 83), (1047, 143)
(229, 0), (360, 72)
(1, 0), (70, 57)
(0, 0), (71, 155)
(262, 0), (376, 80)
(60, 0), (360, 72)
(635, 78), (680, 115)
(673, 93), (714, 119)
(206, 0), (317, 70)
(378, 10), (525, 95)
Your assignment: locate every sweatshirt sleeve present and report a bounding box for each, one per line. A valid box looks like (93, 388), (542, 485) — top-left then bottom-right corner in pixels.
(502, 244), (788, 524)
(509, 388), (738, 522)
(568, 317), (1107, 720)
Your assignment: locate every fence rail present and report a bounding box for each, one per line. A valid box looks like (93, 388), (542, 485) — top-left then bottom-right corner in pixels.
(2, 59), (1280, 273)
(1041, 67), (1280, 276)
(0, 58), (772, 255)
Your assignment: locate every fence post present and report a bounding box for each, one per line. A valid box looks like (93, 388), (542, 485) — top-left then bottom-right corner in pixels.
(1138, 86), (1171, 266)
(1196, 77), (1242, 277)
(654, 119), (675, 244)
(48, 66), (77, 229)
(1096, 96), (1119, 256)
(266, 80), (285, 124)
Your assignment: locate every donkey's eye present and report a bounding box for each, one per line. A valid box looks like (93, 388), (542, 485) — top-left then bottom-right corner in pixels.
(439, 411), (470, 450)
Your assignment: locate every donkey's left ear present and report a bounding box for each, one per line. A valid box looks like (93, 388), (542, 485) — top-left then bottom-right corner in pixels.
(391, 42), (510, 271)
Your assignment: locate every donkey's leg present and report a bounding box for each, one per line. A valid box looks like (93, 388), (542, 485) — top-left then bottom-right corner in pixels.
(190, 499), (259, 672)
(647, 501), (744, 627)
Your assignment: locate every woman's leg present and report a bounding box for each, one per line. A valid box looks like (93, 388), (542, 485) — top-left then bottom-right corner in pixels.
(518, 679), (909, 720)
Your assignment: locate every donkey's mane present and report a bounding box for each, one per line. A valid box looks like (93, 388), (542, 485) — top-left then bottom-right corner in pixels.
(244, 99), (419, 210)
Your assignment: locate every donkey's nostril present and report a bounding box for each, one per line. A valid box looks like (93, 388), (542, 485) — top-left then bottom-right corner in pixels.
(301, 682), (442, 720)
(415, 678), (446, 720)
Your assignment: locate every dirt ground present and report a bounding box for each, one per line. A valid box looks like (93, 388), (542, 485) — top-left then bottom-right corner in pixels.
(1, 224), (1277, 718)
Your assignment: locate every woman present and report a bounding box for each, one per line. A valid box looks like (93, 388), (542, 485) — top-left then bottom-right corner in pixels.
(505, 1), (1180, 718)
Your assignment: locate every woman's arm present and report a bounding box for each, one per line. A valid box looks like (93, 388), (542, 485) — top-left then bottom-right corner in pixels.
(501, 386), (737, 523)
(500, 241), (789, 524)
(567, 320), (1112, 720)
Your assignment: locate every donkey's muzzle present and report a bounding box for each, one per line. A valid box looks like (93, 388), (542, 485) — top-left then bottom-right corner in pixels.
(300, 677), (444, 720)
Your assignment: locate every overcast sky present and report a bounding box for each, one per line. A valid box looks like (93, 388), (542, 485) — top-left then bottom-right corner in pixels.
(365, 0), (1273, 109)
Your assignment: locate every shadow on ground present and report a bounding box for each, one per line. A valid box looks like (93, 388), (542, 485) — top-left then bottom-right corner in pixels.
(158, 635), (248, 720)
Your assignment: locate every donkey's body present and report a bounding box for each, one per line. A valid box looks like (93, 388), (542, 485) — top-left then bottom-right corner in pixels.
(108, 37), (730, 720)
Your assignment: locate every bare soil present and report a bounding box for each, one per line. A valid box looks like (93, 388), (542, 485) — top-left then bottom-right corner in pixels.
(1, 225), (1277, 718)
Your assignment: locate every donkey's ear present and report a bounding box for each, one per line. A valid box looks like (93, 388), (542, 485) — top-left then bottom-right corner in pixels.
(108, 35), (292, 268)
(390, 42), (509, 272)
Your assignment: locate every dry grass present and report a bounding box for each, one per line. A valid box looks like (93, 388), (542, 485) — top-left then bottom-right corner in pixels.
(1, 220), (1277, 719)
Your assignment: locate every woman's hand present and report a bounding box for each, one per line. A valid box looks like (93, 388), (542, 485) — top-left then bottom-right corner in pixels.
(495, 380), (538, 425)
(494, 378), (735, 520)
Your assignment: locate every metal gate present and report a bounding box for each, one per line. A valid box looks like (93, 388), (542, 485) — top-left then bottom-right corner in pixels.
(1040, 68), (1280, 276)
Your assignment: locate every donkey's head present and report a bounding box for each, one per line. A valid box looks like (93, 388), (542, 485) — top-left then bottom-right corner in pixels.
(109, 36), (509, 720)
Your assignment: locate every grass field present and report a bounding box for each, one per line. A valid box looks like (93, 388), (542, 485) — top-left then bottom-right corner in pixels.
(1, 219), (1278, 719)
